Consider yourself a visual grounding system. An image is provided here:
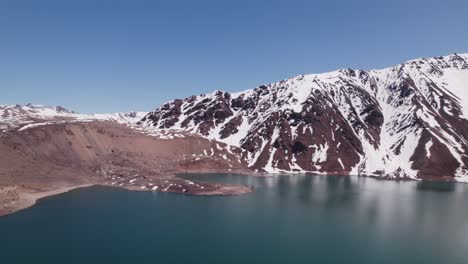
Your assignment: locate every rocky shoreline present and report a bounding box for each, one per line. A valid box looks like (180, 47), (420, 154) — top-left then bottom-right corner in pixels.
(0, 185), (91, 217)
(0, 120), (255, 217)
(0, 176), (253, 217)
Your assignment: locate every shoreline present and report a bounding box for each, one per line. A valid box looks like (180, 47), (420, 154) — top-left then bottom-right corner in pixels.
(1, 171), (463, 218)
(0, 176), (253, 217)
(0, 184), (93, 217)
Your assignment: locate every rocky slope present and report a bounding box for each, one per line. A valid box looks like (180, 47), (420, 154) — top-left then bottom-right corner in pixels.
(0, 120), (250, 215)
(0, 104), (254, 215)
(139, 53), (468, 181)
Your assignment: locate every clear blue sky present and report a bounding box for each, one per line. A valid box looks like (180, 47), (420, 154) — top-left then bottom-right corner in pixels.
(1, 0), (467, 113)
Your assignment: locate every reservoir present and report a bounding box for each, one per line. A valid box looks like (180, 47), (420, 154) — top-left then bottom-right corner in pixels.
(1, 174), (468, 264)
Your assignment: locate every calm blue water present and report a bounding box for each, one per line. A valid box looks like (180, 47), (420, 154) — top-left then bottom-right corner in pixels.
(1, 174), (468, 264)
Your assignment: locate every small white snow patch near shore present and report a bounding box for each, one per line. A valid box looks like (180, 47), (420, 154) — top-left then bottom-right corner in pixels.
(338, 158), (344, 169)
(425, 140), (433, 158)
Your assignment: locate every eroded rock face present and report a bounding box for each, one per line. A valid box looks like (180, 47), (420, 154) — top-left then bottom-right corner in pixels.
(140, 54), (468, 181)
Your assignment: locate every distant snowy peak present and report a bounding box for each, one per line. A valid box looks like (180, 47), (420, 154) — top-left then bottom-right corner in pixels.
(90, 111), (147, 124)
(140, 53), (468, 181)
(0, 104), (74, 118)
(0, 104), (146, 132)
(0, 104), (74, 131)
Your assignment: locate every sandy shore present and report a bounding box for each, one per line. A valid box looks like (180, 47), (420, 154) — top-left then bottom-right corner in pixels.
(0, 184), (93, 217)
(0, 177), (252, 217)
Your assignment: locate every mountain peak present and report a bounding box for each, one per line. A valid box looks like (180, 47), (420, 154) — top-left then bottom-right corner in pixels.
(0, 104), (147, 132)
(140, 53), (468, 181)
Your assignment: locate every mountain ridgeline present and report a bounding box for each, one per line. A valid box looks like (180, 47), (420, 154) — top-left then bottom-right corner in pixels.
(139, 53), (468, 181)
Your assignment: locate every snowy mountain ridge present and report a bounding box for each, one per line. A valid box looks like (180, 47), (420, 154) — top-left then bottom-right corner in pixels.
(0, 104), (146, 132)
(140, 53), (468, 181)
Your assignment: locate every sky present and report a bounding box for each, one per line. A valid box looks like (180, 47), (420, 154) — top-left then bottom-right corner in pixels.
(1, 0), (467, 113)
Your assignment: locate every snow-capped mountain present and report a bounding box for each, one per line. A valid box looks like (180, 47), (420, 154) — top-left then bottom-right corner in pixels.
(139, 53), (468, 181)
(0, 104), (146, 132)
(90, 111), (148, 124)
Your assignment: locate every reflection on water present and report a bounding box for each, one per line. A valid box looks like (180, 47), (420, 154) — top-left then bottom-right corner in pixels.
(417, 181), (456, 192)
(182, 173), (468, 263)
(1, 174), (468, 264)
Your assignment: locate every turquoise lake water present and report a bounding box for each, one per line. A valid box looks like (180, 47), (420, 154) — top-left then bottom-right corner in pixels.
(1, 174), (468, 264)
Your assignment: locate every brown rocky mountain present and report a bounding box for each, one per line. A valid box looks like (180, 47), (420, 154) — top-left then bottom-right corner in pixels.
(2, 53), (467, 215)
(139, 53), (468, 181)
